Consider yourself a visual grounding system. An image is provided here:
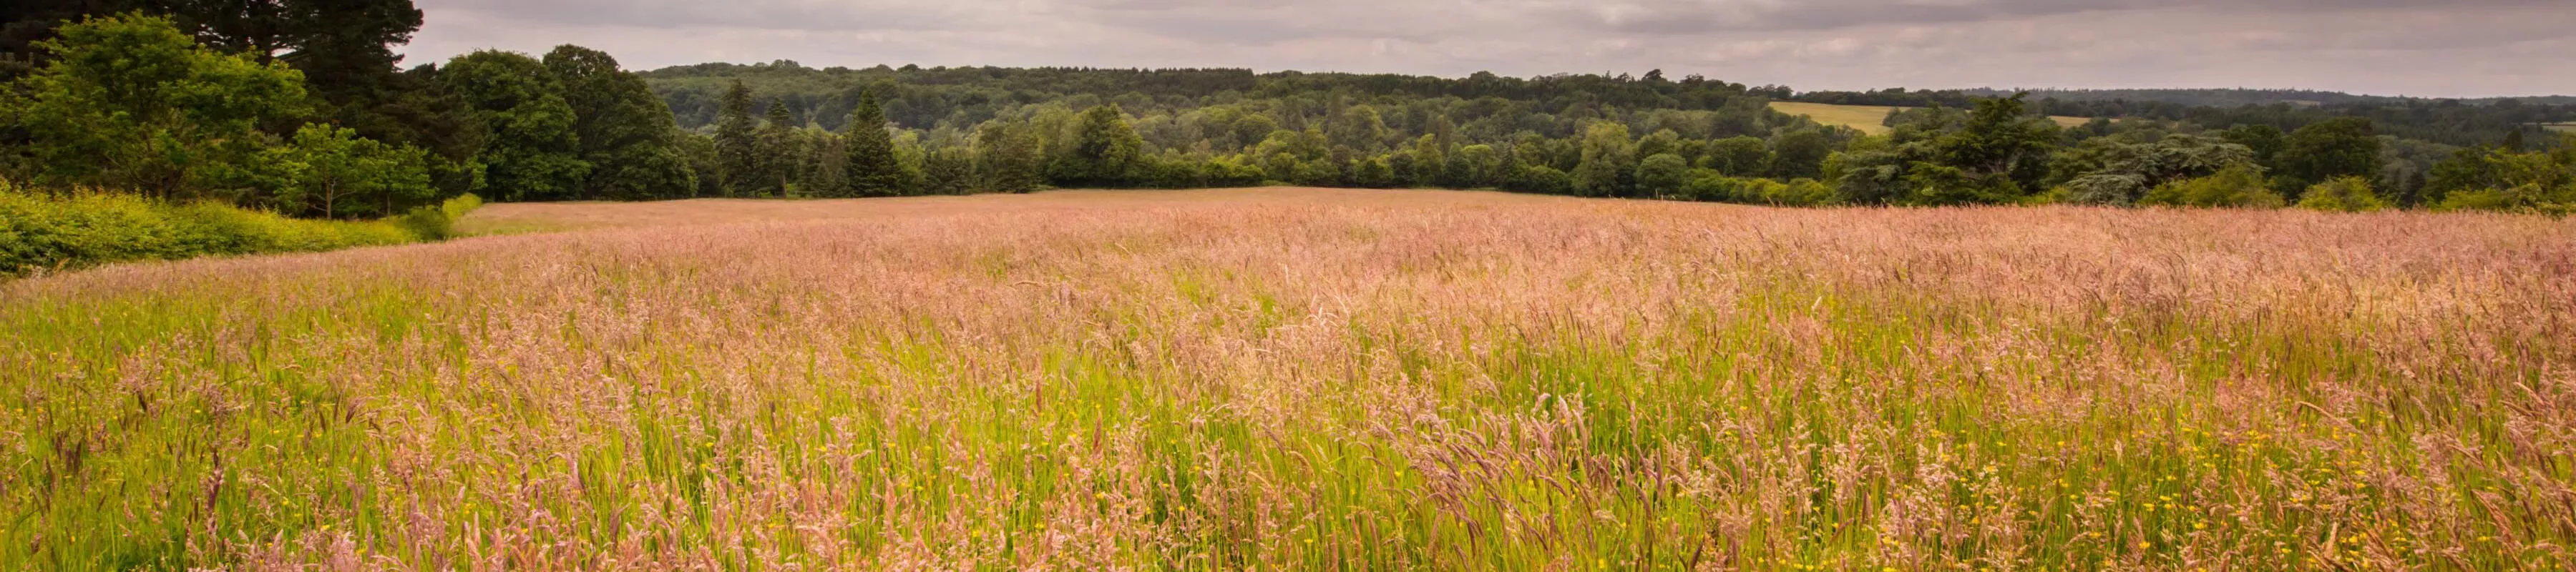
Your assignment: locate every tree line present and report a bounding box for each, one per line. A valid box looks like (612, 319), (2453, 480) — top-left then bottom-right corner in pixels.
(2, 1), (2570, 218)
(0, 11), (702, 215)
(1796, 87), (2572, 148)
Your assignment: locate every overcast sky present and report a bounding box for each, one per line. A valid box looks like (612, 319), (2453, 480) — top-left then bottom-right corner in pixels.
(399, 0), (2575, 98)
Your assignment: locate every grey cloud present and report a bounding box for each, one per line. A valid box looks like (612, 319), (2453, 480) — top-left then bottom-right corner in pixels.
(427, 0), (1008, 31)
(1575, 0), (2567, 34)
(402, 0), (2576, 97)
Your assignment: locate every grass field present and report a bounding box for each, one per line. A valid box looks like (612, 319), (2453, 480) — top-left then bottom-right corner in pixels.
(6, 188), (2575, 570)
(2546, 123), (2575, 134)
(1771, 102), (2099, 134)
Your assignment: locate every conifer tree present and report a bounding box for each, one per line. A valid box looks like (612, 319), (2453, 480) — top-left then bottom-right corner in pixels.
(842, 91), (905, 197)
(756, 98), (799, 195)
(712, 79), (758, 197)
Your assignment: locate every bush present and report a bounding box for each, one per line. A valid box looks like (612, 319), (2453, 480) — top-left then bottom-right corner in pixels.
(0, 182), (477, 276)
(2140, 164), (2285, 209)
(441, 193), (485, 221)
(2297, 177), (2386, 212)
(399, 206), (456, 240)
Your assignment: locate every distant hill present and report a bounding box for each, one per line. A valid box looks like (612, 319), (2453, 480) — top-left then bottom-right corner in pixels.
(1791, 87), (2576, 147)
(1960, 88), (2576, 108)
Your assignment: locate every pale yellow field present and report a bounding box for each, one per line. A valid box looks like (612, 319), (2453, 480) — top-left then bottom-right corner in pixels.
(1770, 101), (2099, 134)
(2547, 124), (2575, 133)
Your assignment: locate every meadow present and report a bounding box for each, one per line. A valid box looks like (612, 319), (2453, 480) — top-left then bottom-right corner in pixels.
(4, 188), (2573, 571)
(1768, 102), (2097, 134)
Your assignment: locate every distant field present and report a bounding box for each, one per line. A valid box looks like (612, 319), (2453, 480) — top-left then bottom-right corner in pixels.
(2547, 123), (2575, 133)
(7, 188), (2574, 569)
(1772, 101), (2099, 134)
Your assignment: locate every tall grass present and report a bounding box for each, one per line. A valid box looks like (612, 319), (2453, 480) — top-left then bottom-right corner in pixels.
(1, 189), (2570, 571)
(0, 181), (484, 276)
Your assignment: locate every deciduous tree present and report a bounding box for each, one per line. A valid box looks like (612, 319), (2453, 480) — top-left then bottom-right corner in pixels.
(5, 14), (306, 199)
(440, 49), (586, 202)
(544, 44), (693, 200)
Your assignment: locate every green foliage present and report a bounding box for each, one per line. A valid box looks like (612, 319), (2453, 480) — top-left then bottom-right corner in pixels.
(1682, 171), (1837, 206)
(2221, 124), (2286, 166)
(1767, 130), (1833, 179)
(2276, 117), (2384, 194)
(1348, 157), (1396, 188)
(439, 192), (484, 220)
(1506, 164), (1573, 194)
(1635, 153), (1691, 197)
(919, 147), (973, 195)
(3, 14), (308, 199)
(1328, 105), (1389, 152)
(842, 91), (906, 196)
(973, 121), (1045, 193)
(1408, 134), (1448, 186)
(1053, 104), (1146, 187)
(2057, 134), (2258, 206)
(753, 98), (804, 195)
(1448, 144), (1502, 188)
(713, 80), (759, 196)
(1905, 94), (2060, 205)
(2296, 176), (2386, 212)
(260, 124), (436, 218)
(2140, 164), (2287, 208)
(441, 49), (588, 202)
(1702, 136), (1772, 177)
(0, 182), (434, 276)
(1573, 123), (1636, 197)
(545, 44), (697, 200)
(2437, 135), (2576, 215)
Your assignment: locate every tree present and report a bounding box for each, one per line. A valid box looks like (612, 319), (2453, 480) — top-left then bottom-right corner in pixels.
(4, 14), (307, 199)
(2439, 135), (2575, 214)
(974, 120), (1044, 193)
(440, 49), (586, 202)
(796, 130), (845, 196)
(544, 44), (693, 200)
(1905, 94), (2059, 205)
(2140, 164), (2285, 208)
(1409, 134), (1446, 187)
(2276, 117), (2384, 196)
(1507, 164), (1573, 194)
(2221, 124), (2286, 167)
(153, 0), (422, 113)
(841, 90), (904, 196)
(1572, 122), (1636, 197)
(919, 147), (972, 195)
(2058, 134), (2256, 206)
(2422, 147), (2502, 207)
(1054, 104), (1145, 187)
(1704, 136), (1771, 177)
(712, 79), (757, 197)
(1349, 156), (1395, 188)
(754, 98), (800, 195)
(1448, 144), (1501, 188)
(5, 0), (428, 141)
(1636, 153), (1690, 197)
(1328, 105), (1387, 152)
(263, 123), (433, 217)
(1767, 130), (1833, 179)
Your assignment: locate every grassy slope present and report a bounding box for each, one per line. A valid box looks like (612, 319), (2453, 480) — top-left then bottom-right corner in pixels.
(5, 188), (2573, 571)
(1770, 101), (2099, 134)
